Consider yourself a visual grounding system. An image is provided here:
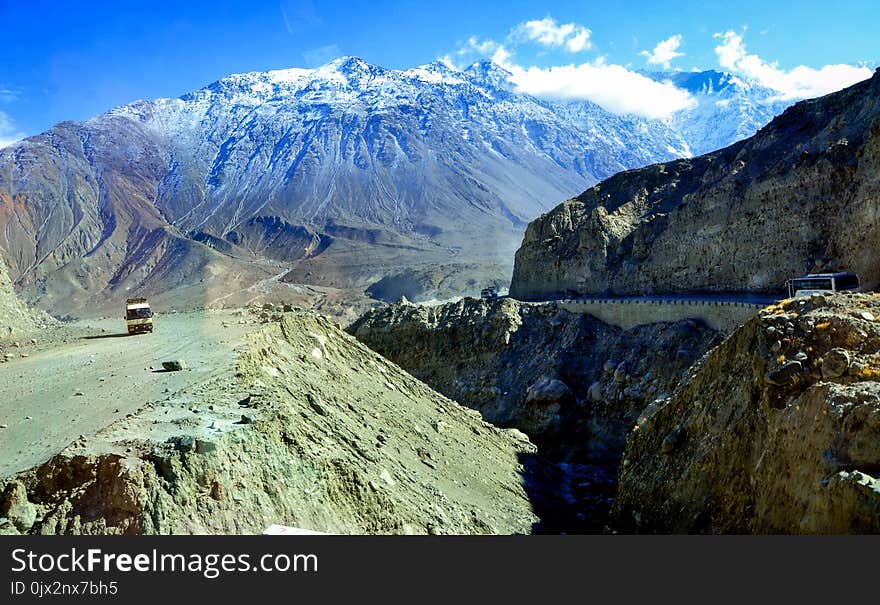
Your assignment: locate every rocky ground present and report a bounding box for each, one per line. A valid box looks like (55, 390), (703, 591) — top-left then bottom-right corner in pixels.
(612, 293), (880, 533)
(0, 309), (539, 535)
(349, 296), (722, 530)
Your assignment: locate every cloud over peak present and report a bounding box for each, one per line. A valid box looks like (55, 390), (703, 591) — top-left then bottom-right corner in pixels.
(509, 61), (696, 119)
(443, 17), (873, 121)
(714, 30), (873, 99)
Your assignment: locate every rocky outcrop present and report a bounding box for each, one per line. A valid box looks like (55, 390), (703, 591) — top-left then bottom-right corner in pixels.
(612, 293), (880, 534)
(349, 297), (721, 462)
(0, 312), (538, 535)
(0, 255), (48, 342)
(511, 69), (880, 300)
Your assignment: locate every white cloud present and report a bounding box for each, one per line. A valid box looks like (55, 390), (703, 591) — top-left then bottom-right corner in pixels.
(0, 110), (26, 148)
(447, 24), (694, 119)
(506, 62), (696, 119)
(446, 36), (513, 68)
(714, 31), (873, 99)
(512, 17), (592, 53)
(640, 35), (685, 69)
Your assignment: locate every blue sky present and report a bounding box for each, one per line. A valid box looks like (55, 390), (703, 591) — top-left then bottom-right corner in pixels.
(0, 0), (877, 143)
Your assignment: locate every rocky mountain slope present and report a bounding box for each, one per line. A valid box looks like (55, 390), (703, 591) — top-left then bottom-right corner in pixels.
(612, 293), (880, 533)
(511, 69), (880, 301)
(0, 57), (792, 314)
(0, 311), (538, 535)
(350, 297), (719, 456)
(0, 255), (48, 341)
(646, 70), (791, 156)
(0, 58), (686, 313)
(349, 297), (721, 530)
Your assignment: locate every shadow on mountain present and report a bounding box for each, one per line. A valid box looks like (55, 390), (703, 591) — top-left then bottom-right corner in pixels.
(518, 450), (619, 534)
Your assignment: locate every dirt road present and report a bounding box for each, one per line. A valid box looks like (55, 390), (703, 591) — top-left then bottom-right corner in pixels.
(0, 310), (256, 477)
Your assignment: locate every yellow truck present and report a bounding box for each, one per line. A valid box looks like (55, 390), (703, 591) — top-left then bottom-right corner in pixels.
(125, 298), (154, 335)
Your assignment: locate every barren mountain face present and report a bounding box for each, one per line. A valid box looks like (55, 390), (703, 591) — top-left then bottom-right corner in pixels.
(0, 256), (49, 340)
(0, 58), (788, 315)
(512, 70), (880, 300)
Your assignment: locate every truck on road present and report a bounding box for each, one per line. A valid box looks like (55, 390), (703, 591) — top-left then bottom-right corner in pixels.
(786, 272), (861, 298)
(125, 298), (154, 335)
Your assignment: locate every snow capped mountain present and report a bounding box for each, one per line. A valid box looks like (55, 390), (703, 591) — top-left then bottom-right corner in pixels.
(645, 69), (793, 155)
(0, 57), (791, 310)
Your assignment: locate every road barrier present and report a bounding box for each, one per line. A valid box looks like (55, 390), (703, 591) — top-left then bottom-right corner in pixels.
(551, 297), (766, 334)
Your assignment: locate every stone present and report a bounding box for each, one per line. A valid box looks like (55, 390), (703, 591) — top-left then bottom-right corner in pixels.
(767, 361), (803, 387)
(380, 469), (396, 487)
(162, 360), (187, 371)
(1, 481), (37, 533)
(195, 439), (217, 454)
(525, 377), (573, 406)
(612, 296), (880, 533)
(661, 429), (684, 455)
(175, 435), (196, 452)
(307, 393), (328, 416)
(589, 381), (603, 402)
(821, 348), (851, 379)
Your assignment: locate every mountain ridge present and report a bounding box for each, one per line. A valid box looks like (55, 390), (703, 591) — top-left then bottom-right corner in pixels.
(0, 57), (793, 313)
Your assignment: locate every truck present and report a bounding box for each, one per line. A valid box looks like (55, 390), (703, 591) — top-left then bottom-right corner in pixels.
(786, 272), (861, 298)
(125, 298), (154, 335)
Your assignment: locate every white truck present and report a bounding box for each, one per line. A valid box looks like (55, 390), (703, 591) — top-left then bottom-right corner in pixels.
(786, 272), (861, 298)
(125, 298), (154, 335)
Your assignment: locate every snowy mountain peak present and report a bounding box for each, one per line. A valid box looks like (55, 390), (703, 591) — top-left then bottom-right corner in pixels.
(313, 56), (383, 83)
(464, 60), (514, 89)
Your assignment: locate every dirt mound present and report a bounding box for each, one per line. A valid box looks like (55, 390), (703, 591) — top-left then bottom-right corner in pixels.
(0, 311), (538, 535)
(612, 293), (880, 533)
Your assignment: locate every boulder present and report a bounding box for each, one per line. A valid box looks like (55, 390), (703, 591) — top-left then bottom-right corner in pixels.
(1, 481), (37, 533)
(822, 348), (851, 379)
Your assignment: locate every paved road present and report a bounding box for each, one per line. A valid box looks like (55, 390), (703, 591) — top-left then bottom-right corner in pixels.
(514, 292), (780, 306)
(0, 311), (254, 477)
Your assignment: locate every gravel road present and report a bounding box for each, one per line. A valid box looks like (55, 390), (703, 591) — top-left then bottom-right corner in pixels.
(0, 310), (255, 477)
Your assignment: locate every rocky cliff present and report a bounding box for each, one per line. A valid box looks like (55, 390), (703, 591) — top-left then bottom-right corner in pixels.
(612, 293), (880, 533)
(348, 297), (722, 531)
(0, 255), (47, 341)
(349, 298), (721, 460)
(511, 69), (880, 300)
